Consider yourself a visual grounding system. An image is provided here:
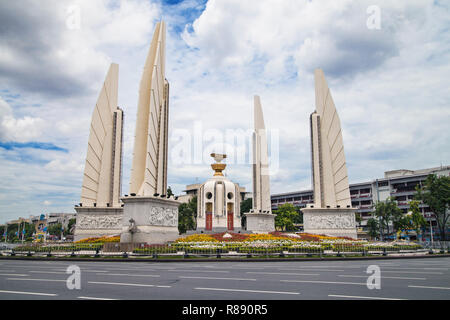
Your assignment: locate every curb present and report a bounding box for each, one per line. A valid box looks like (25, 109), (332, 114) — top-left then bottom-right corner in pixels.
(1, 254), (449, 263)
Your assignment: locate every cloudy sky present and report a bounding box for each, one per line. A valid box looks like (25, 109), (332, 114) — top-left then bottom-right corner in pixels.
(0, 0), (449, 223)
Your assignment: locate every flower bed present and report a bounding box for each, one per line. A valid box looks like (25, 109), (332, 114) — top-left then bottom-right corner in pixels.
(170, 232), (423, 254)
(75, 235), (120, 243)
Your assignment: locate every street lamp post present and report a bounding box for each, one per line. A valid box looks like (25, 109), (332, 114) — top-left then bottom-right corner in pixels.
(429, 213), (434, 247)
(376, 179), (383, 241)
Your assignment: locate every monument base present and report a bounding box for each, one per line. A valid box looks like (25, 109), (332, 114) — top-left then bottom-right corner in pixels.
(74, 207), (123, 242)
(302, 207), (357, 239)
(120, 196), (180, 244)
(244, 212), (275, 233)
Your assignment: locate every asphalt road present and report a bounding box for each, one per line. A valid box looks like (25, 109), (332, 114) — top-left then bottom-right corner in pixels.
(0, 257), (449, 300)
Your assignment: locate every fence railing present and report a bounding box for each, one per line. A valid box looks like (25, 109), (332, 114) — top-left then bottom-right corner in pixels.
(1, 242), (448, 258)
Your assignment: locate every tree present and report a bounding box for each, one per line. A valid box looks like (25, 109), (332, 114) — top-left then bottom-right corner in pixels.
(178, 196), (197, 235)
(6, 223), (18, 241)
(47, 223), (63, 236)
(4, 222), (34, 242)
(240, 198), (252, 229)
(274, 203), (300, 231)
(373, 197), (402, 238)
(22, 222), (35, 239)
(65, 218), (76, 236)
(393, 211), (411, 235)
(240, 198), (252, 214)
(409, 200), (426, 240)
(366, 217), (380, 239)
(355, 212), (362, 225)
(416, 174), (450, 241)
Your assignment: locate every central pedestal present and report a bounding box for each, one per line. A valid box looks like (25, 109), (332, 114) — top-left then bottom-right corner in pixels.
(120, 196), (180, 244)
(302, 207), (357, 239)
(244, 212), (275, 233)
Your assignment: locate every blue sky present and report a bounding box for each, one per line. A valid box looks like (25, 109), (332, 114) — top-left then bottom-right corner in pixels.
(0, 0), (449, 223)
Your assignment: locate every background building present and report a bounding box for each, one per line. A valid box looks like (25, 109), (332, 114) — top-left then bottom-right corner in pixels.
(271, 165), (450, 238)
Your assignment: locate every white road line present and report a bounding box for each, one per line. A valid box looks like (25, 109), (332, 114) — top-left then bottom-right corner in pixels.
(179, 276), (257, 281)
(338, 275), (426, 280)
(50, 269), (109, 273)
(0, 273), (29, 277)
(0, 290), (58, 297)
(382, 271), (443, 275)
(329, 294), (406, 300)
(247, 272), (319, 276)
(281, 280), (366, 285)
(8, 265), (67, 269)
(98, 273), (160, 278)
(78, 296), (118, 300)
(30, 271), (66, 274)
(408, 285), (450, 290)
(167, 270), (229, 273)
(88, 281), (171, 288)
(194, 287), (300, 295)
(7, 278), (66, 282)
(381, 267), (448, 271)
(282, 266), (360, 269)
(279, 268), (345, 272)
(104, 268), (157, 272)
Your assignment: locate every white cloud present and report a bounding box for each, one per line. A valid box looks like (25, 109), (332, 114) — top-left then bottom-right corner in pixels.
(0, 97), (45, 142)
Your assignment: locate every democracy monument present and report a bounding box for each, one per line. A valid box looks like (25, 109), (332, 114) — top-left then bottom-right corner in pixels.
(74, 20), (357, 242)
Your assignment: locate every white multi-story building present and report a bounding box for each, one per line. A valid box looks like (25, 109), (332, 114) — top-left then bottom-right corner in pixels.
(271, 165), (450, 238)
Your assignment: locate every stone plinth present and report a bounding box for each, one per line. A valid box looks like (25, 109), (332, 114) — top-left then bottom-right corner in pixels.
(74, 207), (123, 241)
(245, 212), (275, 233)
(302, 207), (357, 239)
(120, 196), (179, 244)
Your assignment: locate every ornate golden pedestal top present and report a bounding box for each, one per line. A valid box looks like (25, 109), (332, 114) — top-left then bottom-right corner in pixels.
(210, 153), (227, 176)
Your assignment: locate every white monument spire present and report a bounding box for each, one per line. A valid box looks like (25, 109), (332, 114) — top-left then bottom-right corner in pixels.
(130, 21), (169, 197)
(252, 95), (272, 213)
(80, 63), (123, 208)
(120, 21), (179, 245)
(303, 69), (356, 239)
(245, 96), (275, 233)
(310, 69), (351, 208)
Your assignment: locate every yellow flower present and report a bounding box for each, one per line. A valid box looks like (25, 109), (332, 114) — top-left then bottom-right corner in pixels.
(175, 234), (218, 243)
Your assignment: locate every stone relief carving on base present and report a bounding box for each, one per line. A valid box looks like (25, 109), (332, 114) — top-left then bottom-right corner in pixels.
(77, 215), (122, 230)
(257, 218), (274, 231)
(149, 207), (178, 227)
(305, 213), (355, 230)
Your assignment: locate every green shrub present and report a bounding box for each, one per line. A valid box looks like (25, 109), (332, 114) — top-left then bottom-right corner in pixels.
(133, 247), (178, 254)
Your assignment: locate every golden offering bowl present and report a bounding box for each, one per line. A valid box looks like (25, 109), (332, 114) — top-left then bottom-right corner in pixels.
(211, 163), (226, 176)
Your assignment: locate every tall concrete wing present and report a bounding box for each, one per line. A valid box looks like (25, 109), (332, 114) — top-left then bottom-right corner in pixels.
(80, 63), (123, 207)
(130, 21), (169, 197)
(310, 69), (351, 208)
(252, 96), (272, 212)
